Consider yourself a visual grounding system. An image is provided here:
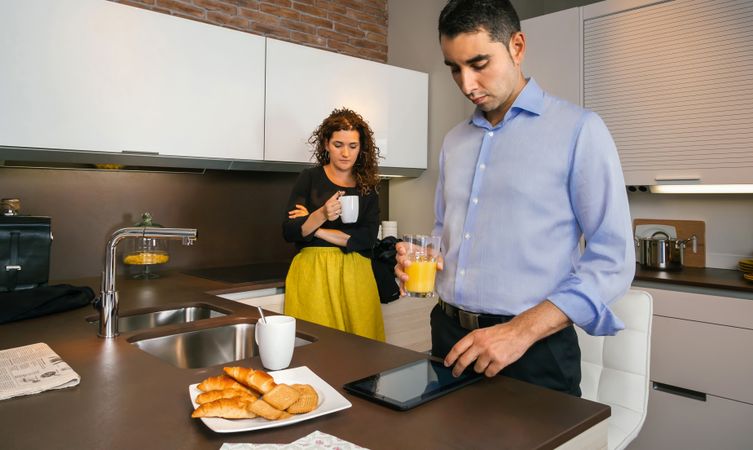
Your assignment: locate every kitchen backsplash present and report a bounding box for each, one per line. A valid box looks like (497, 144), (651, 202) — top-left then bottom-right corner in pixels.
(0, 167), (389, 280)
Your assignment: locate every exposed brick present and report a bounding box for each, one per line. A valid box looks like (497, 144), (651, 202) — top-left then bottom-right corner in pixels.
(327, 12), (358, 28)
(240, 9), (281, 27)
(290, 30), (327, 47)
(291, 2), (325, 17)
(317, 27), (348, 43)
(357, 47), (386, 62)
(326, 38), (358, 54)
(292, 0), (315, 5)
(113, 0), (156, 7)
(350, 38), (386, 53)
(155, 0), (205, 18)
(194, 0), (237, 15)
(250, 22), (291, 39)
(299, 13), (333, 29)
(207, 10), (249, 29)
(334, 22), (364, 38)
(260, 3), (299, 20)
(359, 21), (386, 35)
(280, 18), (316, 35)
(261, 0), (292, 7)
(316, 0), (346, 15)
(363, 30), (386, 44)
(236, 0), (259, 9)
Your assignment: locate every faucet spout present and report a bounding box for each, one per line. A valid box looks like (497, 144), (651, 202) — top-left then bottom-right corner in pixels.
(98, 226), (198, 338)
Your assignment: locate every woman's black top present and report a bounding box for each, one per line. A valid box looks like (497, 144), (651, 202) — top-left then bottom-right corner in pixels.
(282, 166), (379, 256)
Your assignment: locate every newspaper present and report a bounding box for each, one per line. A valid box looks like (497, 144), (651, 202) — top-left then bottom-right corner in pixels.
(0, 342), (81, 401)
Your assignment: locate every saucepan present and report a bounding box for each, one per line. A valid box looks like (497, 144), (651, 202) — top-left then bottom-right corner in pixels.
(635, 231), (697, 271)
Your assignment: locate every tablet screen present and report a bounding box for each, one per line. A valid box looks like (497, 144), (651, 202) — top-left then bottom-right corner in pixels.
(343, 359), (483, 410)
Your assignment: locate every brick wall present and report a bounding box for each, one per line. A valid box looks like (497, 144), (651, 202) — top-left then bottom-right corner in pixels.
(110, 0), (388, 62)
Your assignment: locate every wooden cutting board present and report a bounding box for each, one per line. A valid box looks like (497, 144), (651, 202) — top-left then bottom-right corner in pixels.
(633, 219), (706, 268)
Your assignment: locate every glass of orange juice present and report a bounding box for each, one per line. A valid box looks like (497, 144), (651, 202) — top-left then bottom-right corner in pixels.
(403, 234), (441, 298)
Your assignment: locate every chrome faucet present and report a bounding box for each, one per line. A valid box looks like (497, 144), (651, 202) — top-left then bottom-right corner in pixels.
(98, 226), (197, 338)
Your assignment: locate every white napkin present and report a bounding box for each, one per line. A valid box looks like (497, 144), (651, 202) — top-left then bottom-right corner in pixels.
(220, 430), (368, 450)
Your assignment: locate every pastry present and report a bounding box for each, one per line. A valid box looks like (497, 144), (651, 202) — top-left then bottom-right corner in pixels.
(191, 398), (256, 419)
(224, 367), (277, 394)
(286, 384), (319, 414)
(250, 399), (285, 420)
(262, 384), (300, 411)
(196, 388), (257, 405)
(197, 375), (253, 394)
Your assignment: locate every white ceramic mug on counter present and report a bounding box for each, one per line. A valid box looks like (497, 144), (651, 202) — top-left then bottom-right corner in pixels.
(340, 195), (359, 224)
(255, 315), (296, 370)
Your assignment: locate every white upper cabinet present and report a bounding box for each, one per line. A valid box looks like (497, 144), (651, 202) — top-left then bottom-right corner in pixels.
(264, 39), (427, 170)
(582, 0), (753, 186)
(521, 7), (582, 106)
(0, 0), (265, 160)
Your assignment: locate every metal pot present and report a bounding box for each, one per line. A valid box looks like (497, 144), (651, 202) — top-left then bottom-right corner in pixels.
(635, 231), (697, 271)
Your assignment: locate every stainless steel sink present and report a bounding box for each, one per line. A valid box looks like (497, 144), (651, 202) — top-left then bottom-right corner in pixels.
(87, 304), (228, 333)
(129, 322), (313, 369)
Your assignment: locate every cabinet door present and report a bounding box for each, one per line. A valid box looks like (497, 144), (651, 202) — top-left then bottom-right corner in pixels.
(0, 0), (265, 161)
(264, 39), (427, 169)
(216, 288), (285, 314)
(521, 7), (581, 106)
(629, 388), (753, 450)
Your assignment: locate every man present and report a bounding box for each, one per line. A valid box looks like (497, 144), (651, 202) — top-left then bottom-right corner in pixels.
(396, 0), (634, 396)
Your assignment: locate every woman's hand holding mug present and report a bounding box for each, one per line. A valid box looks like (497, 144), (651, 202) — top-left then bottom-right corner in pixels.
(322, 191), (344, 221)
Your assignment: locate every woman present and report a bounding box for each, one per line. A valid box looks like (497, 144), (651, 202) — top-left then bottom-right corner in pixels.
(282, 108), (385, 341)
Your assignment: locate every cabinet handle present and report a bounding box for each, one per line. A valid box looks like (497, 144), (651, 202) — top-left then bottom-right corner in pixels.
(652, 382), (707, 402)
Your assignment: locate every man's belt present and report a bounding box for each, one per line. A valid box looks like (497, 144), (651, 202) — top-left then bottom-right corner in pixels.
(438, 298), (514, 330)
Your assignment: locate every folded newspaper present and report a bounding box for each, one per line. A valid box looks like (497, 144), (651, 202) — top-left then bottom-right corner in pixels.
(0, 342), (81, 401)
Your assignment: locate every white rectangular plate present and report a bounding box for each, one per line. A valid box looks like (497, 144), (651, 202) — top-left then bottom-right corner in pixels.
(189, 366), (351, 433)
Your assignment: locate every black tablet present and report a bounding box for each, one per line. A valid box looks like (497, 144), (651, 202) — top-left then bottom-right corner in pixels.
(343, 358), (483, 411)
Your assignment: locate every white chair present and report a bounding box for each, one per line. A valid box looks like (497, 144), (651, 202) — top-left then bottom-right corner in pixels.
(576, 289), (653, 450)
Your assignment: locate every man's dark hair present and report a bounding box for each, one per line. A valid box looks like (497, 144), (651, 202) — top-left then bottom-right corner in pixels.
(438, 0), (521, 44)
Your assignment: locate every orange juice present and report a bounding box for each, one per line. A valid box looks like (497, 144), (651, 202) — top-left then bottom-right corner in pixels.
(405, 260), (437, 296)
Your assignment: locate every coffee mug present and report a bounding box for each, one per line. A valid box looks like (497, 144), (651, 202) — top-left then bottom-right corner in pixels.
(255, 315), (296, 370)
(340, 195), (359, 224)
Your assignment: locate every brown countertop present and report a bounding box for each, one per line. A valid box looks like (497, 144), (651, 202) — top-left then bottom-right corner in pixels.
(0, 272), (608, 450)
(634, 264), (753, 294)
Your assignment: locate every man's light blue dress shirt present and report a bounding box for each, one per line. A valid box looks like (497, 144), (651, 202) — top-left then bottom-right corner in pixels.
(433, 78), (635, 336)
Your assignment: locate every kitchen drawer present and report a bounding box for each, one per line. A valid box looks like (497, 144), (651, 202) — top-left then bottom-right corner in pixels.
(642, 287), (753, 330)
(381, 296), (436, 352)
(628, 387), (753, 450)
(216, 289), (285, 314)
(651, 315), (753, 404)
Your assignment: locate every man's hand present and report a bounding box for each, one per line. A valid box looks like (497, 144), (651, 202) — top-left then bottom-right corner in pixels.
(443, 322), (533, 377)
(443, 300), (571, 377)
(394, 241), (444, 296)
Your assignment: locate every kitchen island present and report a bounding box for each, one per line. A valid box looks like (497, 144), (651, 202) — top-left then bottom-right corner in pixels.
(0, 272), (608, 449)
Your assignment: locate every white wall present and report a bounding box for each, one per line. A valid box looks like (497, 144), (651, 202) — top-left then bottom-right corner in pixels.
(386, 0), (469, 236)
(629, 193), (753, 269)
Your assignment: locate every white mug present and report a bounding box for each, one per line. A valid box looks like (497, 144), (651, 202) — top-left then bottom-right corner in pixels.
(255, 315), (296, 370)
(340, 195), (359, 224)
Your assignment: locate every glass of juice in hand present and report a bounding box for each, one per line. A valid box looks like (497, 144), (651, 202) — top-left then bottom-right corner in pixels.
(403, 235), (441, 298)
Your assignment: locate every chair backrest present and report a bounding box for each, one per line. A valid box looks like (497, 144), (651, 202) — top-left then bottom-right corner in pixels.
(576, 289), (653, 450)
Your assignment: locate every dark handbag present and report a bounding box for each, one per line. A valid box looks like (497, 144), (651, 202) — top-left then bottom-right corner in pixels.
(0, 284), (94, 324)
(0, 216), (52, 292)
(371, 236), (401, 304)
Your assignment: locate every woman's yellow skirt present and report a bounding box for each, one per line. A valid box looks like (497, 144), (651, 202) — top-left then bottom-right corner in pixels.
(284, 247), (385, 341)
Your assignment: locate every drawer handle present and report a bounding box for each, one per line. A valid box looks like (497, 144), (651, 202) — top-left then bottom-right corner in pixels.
(652, 382), (707, 402)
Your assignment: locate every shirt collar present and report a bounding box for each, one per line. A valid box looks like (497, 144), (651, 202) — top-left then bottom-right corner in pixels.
(469, 77), (545, 129)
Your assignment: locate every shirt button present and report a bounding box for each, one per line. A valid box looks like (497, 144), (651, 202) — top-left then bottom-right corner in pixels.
(459, 269), (466, 276)
(488, 131), (494, 137)
(479, 164), (486, 170)
(472, 198), (478, 204)
(464, 233), (471, 239)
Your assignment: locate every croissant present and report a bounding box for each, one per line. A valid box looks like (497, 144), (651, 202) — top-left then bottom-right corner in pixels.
(196, 388), (257, 405)
(262, 384), (300, 411)
(197, 375), (253, 394)
(191, 397), (256, 419)
(224, 367), (277, 394)
(286, 384), (319, 414)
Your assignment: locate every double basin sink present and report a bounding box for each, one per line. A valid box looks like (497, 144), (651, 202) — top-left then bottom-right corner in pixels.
(88, 304), (312, 369)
